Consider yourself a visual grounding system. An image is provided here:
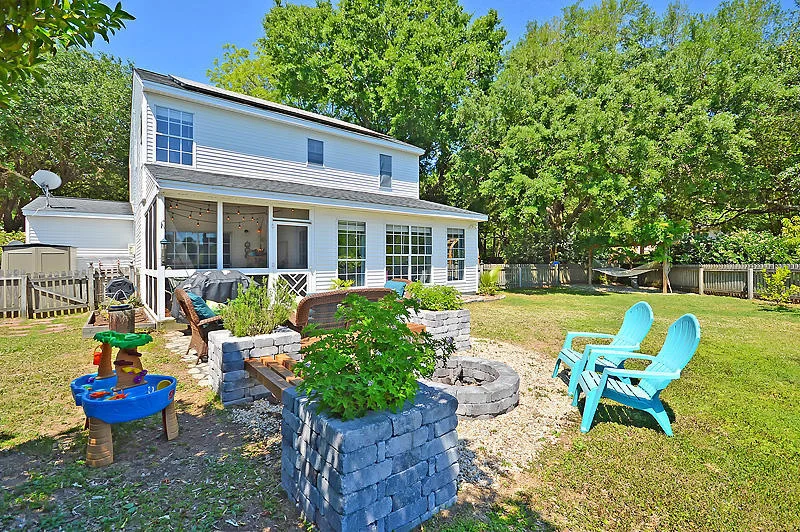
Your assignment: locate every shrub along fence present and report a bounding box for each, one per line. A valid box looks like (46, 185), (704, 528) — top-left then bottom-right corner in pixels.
(482, 262), (800, 301)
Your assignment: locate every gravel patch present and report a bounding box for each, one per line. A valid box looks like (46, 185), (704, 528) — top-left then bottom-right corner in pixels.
(455, 338), (575, 486)
(228, 399), (283, 441)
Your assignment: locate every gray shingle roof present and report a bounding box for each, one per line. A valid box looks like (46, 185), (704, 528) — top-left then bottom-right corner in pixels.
(145, 164), (486, 220)
(22, 196), (133, 216)
(134, 68), (423, 153)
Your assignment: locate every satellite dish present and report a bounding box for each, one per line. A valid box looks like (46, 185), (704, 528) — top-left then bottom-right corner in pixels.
(31, 170), (62, 208)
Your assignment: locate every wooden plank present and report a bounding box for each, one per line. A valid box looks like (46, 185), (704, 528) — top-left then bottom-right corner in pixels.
(245, 358), (292, 400)
(275, 353), (296, 369)
(267, 361), (294, 379)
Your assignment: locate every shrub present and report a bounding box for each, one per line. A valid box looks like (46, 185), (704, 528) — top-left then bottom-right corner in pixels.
(329, 278), (354, 290)
(759, 267), (800, 306)
(406, 281), (462, 310)
(296, 293), (454, 420)
(221, 278), (296, 337)
(478, 266), (501, 295)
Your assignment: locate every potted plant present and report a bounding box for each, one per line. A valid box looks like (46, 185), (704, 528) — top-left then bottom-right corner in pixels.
(405, 282), (471, 351)
(282, 293), (459, 531)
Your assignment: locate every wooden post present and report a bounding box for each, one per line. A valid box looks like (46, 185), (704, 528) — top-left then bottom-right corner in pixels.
(162, 403), (179, 441)
(87, 266), (96, 310)
(86, 417), (113, 467)
(587, 248), (593, 286)
(19, 273), (28, 319)
(698, 266), (704, 295)
(109, 306), (135, 333)
(747, 267), (754, 299)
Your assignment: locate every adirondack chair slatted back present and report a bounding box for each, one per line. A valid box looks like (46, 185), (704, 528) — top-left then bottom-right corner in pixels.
(639, 314), (701, 397)
(609, 301), (654, 348)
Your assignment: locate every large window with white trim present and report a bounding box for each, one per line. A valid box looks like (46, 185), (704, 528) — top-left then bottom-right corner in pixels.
(338, 221), (366, 286)
(164, 198), (217, 269)
(447, 228), (465, 281)
(155, 106), (194, 165)
(385, 225), (432, 282)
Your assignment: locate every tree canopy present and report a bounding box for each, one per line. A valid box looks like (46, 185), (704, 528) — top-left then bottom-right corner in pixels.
(0, 49), (132, 231)
(452, 0), (800, 262)
(0, 1), (133, 106)
(209, 0), (507, 202)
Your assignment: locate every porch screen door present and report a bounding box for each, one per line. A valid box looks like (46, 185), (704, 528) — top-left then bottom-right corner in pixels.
(276, 224), (308, 269)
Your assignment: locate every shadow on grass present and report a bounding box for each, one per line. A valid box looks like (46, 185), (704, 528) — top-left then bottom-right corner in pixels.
(577, 399), (676, 435)
(757, 304), (799, 314)
(508, 286), (612, 297)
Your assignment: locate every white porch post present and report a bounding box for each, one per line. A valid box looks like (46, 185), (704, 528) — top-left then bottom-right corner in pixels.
(216, 200), (224, 269)
(155, 194), (166, 320)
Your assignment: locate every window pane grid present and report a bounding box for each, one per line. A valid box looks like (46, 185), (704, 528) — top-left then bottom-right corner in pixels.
(380, 154), (392, 188)
(156, 106), (193, 165)
(410, 226), (432, 282)
(385, 225), (431, 282)
(338, 220), (366, 286)
(447, 228), (466, 281)
(386, 224), (409, 279)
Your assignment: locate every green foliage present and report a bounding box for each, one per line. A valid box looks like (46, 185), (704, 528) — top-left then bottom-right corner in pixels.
(296, 293), (453, 420)
(478, 266), (502, 295)
(220, 279), (296, 337)
(0, 1), (133, 106)
(0, 49), (131, 231)
(673, 229), (800, 264)
(453, 0), (800, 261)
(405, 281), (463, 311)
(329, 278), (354, 290)
(0, 230), (25, 264)
(759, 267), (800, 305)
(209, 0), (506, 204)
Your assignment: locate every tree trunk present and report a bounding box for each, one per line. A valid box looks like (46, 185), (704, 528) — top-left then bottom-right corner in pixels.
(662, 256), (669, 294)
(588, 247), (594, 286)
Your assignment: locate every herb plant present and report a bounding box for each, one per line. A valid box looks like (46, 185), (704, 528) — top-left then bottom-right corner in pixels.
(221, 278), (296, 337)
(405, 282), (463, 310)
(329, 278), (355, 290)
(295, 293), (454, 420)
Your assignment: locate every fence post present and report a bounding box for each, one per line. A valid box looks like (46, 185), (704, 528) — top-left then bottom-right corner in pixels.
(88, 267), (96, 311)
(698, 266), (704, 296)
(747, 267), (754, 300)
(19, 273), (28, 318)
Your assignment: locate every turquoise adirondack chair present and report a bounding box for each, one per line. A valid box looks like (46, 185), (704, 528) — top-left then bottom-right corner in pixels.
(552, 301), (654, 396)
(573, 313), (701, 436)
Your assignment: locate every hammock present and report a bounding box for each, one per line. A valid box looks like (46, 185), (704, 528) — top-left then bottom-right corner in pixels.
(592, 262), (660, 278)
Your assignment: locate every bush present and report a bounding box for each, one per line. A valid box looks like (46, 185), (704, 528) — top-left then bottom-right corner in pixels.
(672, 230), (800, 264)
(329, 278), (354, 290)
(405, 281), (462, 310)
(478, 266), (501, 295)
(0, 230), (25, 264)
(759, 267), (800, 306)
(296, 293), (454, 420)
(220, 278), (296, 337)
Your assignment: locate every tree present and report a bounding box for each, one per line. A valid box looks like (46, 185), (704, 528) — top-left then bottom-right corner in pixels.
(0, 50), (132, 231)
(209, 0), (506, 203)
(0, 0), (133, 106)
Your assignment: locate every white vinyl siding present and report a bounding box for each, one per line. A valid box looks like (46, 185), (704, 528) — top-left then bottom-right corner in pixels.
(142, 93), (420, 198)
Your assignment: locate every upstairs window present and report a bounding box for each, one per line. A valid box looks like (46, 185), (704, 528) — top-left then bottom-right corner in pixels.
(379, 154), (392, 188)
(308, 138), (324, 165)
(155, 106), (193, 165)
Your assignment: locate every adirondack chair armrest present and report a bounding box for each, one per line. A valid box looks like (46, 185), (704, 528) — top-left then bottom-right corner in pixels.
(586, 350), (655, 367)
(582, 343), (640, 355)
(603, 367), (680, 381)
(563, 332), (615, 350)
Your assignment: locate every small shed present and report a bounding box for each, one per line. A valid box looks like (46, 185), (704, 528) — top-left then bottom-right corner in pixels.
(0, 243), (78, 273)
(22, 197), (135, 270)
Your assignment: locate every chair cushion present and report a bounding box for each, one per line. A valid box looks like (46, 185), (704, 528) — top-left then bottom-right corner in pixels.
(187, 292), (217, 321)
(384, 280), (407, 297)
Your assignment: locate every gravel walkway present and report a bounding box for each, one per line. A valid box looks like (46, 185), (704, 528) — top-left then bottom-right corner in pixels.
(455, 338), (575, 487)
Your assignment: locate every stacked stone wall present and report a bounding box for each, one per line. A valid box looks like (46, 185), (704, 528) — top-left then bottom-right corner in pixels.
(408, 309), (471, 351)
(281, 384), (459, 532)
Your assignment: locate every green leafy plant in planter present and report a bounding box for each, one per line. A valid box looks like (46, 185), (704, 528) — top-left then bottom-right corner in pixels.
(221, 278), (296, 337)
(405, 281), (463, 310)
(296, 293), (455, 420)
(329, 278), (354, 290)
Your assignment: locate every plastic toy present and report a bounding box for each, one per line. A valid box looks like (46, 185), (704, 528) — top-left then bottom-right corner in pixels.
(70, 331), (179, 467)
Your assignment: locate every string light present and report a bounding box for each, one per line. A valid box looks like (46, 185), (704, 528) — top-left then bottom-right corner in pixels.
(188, 212), (192, 219)
(226, 215), (230, 221)
(237, 223), (242, 230)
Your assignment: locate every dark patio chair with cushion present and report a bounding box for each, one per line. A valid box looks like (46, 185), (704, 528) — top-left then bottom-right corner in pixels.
(174, 288), (224, 363)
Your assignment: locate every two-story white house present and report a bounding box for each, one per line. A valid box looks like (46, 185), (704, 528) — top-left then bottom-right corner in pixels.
(113, 69), (488, 319)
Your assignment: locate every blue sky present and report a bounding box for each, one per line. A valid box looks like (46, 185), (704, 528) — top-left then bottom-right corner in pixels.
(91, 0), (796, 82)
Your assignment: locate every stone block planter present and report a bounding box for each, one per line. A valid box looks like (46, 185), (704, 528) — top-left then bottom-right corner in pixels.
(207, 326), (302, 407)
(408, 309), (471, 351)
(281, 383), (459, 532)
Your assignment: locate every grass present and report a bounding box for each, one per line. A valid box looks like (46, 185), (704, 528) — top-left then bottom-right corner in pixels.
(449, 288), (800, 531)
(2, 291), (798, 531)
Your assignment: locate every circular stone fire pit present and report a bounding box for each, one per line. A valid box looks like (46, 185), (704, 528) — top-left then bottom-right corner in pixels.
(423, 356), (520, 418)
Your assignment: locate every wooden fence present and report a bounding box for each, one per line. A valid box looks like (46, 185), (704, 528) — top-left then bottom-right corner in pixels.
(480, 263), (588, 289)
(0, 264), (135, 319)
(483, 262), (800, 301)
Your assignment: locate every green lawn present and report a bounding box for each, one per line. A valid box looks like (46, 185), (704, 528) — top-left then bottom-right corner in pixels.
(440, 289), (800, 531)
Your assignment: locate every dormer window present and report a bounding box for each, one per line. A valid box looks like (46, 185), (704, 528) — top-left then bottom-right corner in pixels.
(155, 106), (193, 165)
(308, 138), (324, 166)
(379, 154), (392, 188)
